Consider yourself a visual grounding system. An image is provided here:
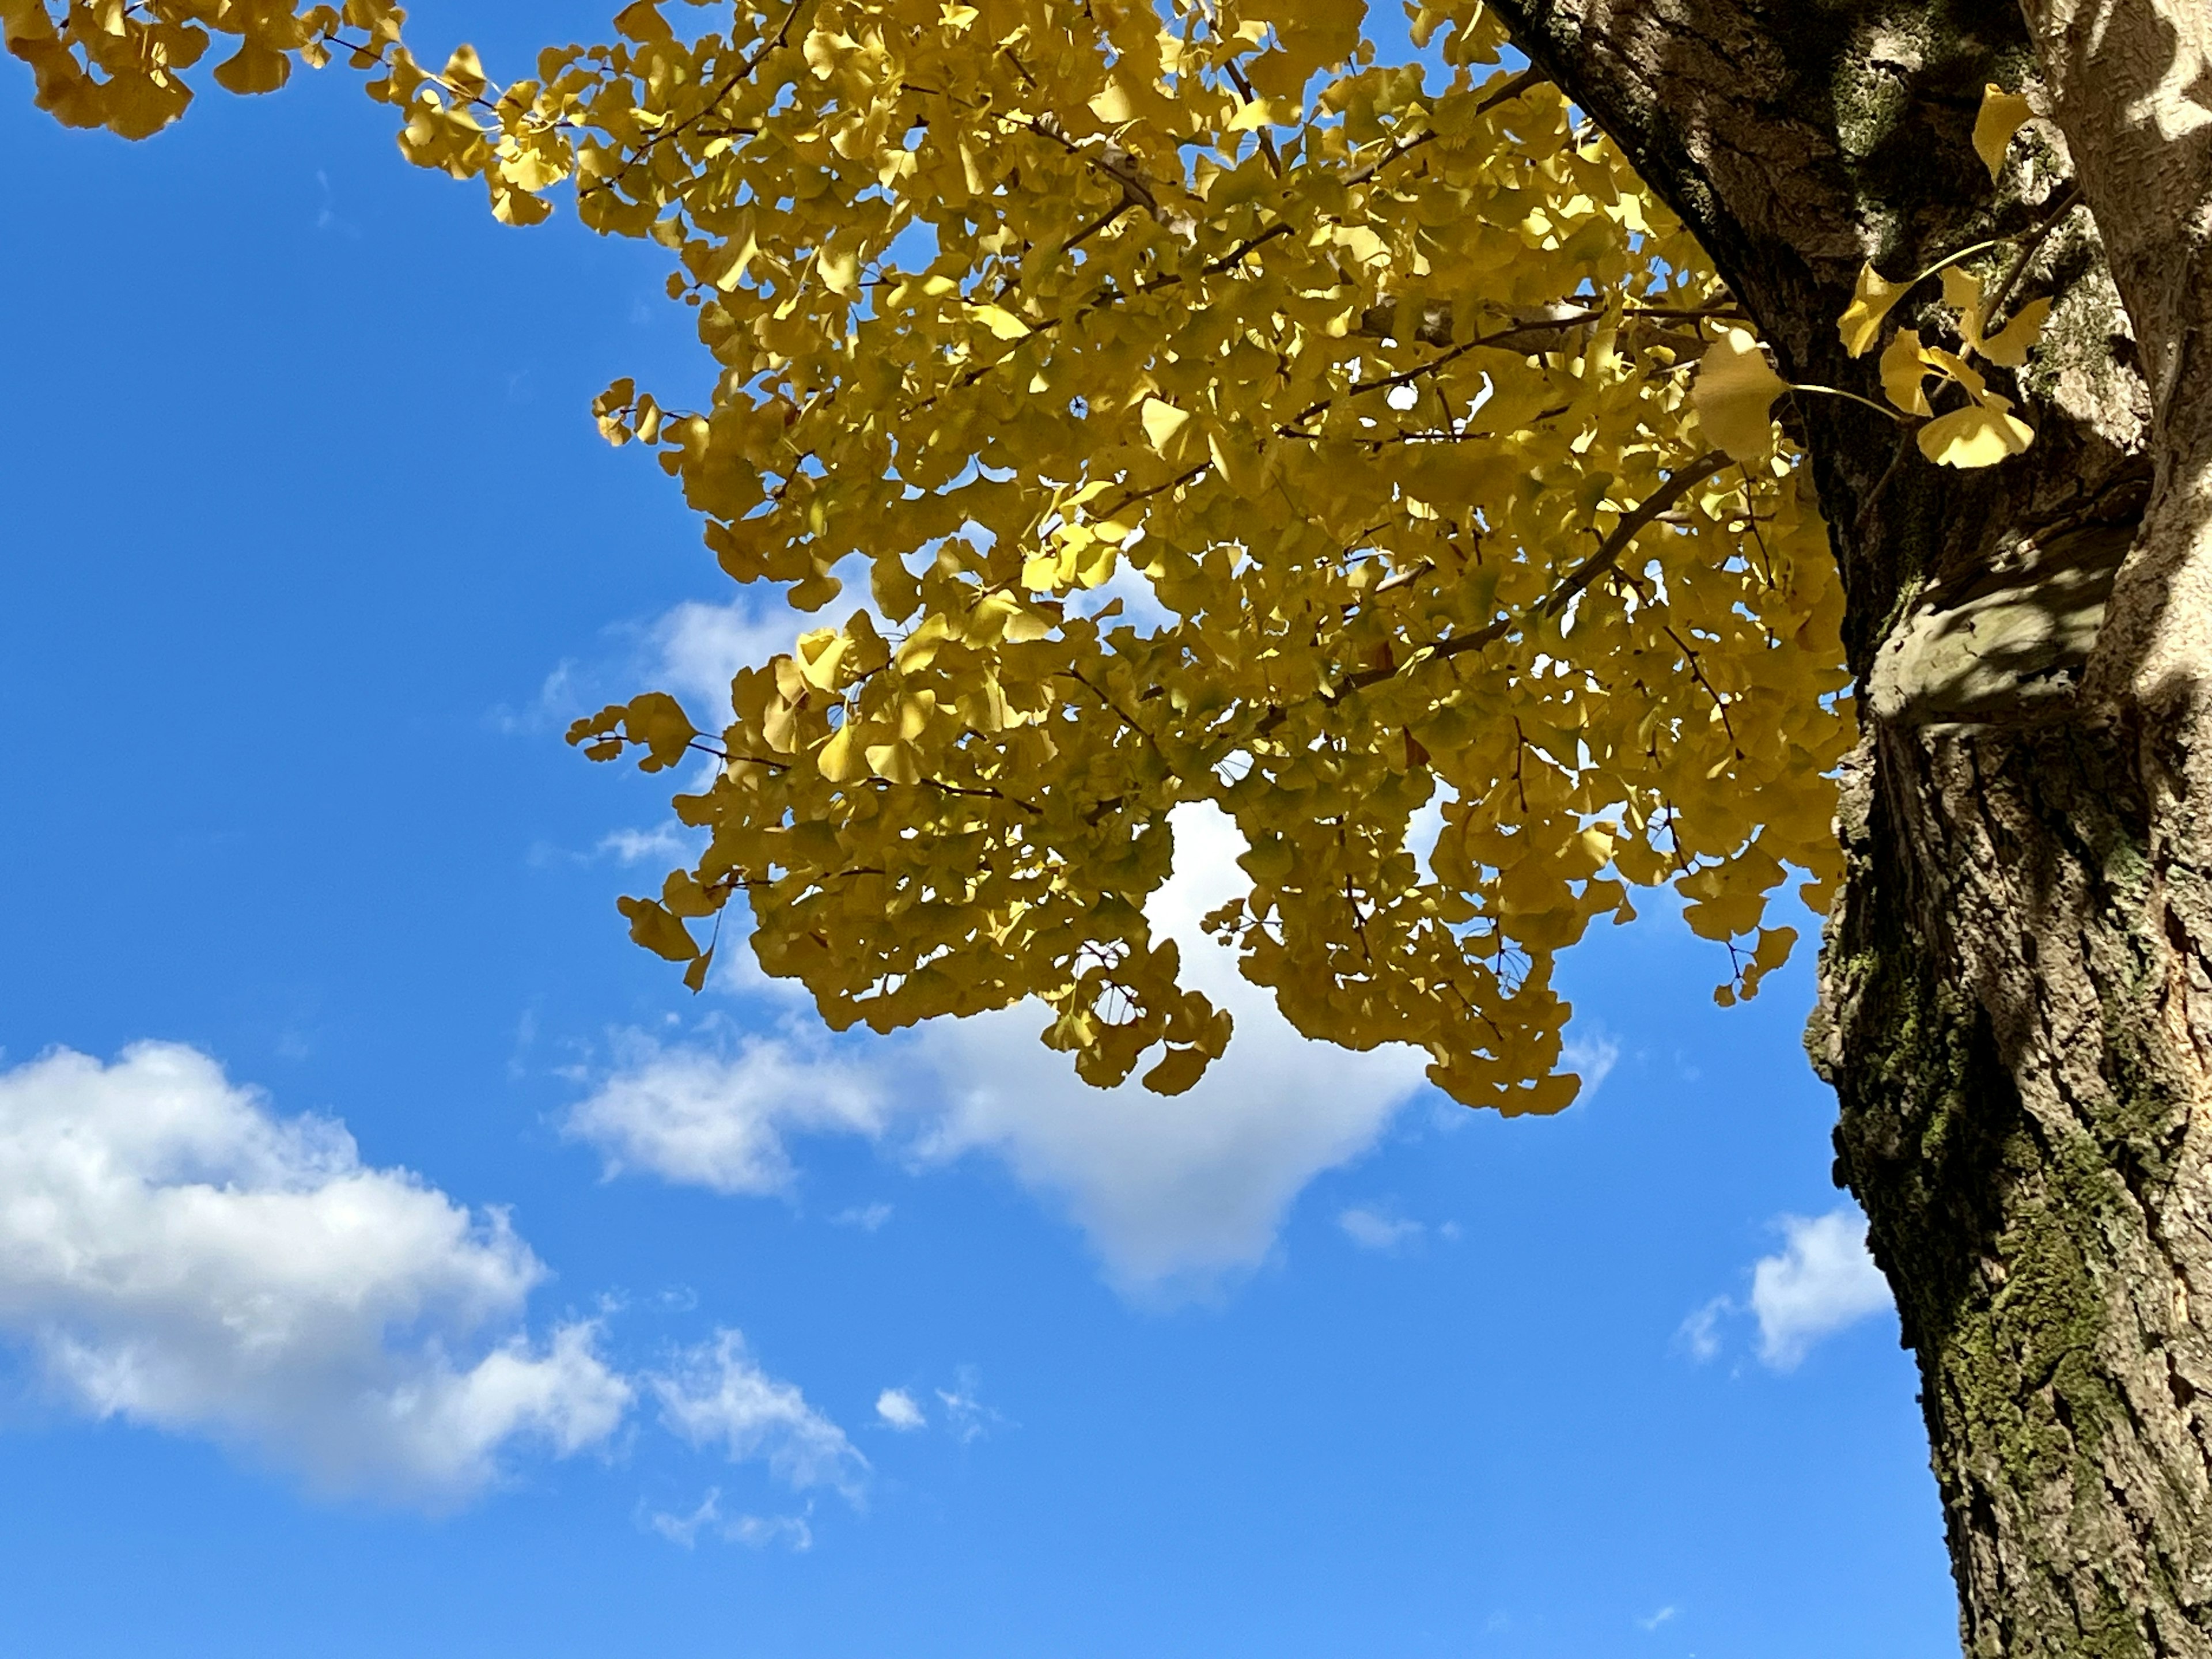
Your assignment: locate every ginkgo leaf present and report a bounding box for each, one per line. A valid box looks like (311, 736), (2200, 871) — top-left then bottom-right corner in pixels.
(1921, 343), (1991, 400)
(1940, 265), (1984, 322)
(1974, 84), (2035, 183)
(817, 721), (866, 782)
(211, 41), (289, 96)
(1880, 328), (1933, 415)
(1140, 396), (1194, 452)
(618, 895), (700, 961)
(970, 304), (1031, 340)
(623, 691), (698, 771)
(1979, 297), (2052, 368)
(864, 739), (922, 783)
(613, 1), (675, 43)
(1918, 400), (2035, 467)
(1139, 1043), (1213, 1095)
(817, 244), (861, 298)
(1838, 262), (1911, 357)
(1692, 329), (1787, 463)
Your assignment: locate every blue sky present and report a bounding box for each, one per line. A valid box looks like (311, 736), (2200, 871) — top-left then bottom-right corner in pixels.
(2, 9), (1956, 1655)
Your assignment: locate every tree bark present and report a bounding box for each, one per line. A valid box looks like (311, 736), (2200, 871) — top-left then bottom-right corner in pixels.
(1482, 0), (2212, 1652)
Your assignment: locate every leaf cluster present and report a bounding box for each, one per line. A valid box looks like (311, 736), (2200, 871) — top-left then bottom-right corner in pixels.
(13, 0), (1858, 1111)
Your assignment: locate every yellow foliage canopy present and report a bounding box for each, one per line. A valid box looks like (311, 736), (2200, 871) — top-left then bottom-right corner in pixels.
(9, 0), (1859, 1112)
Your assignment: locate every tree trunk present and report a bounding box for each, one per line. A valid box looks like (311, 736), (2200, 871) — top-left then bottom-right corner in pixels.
(1482, 0), (2212, 1652)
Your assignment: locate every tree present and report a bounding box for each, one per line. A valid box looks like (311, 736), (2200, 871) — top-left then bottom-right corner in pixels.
(8, 0), (2205, 1650)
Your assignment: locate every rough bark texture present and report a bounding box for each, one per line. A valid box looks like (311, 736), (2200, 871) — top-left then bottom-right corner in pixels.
(1480, 0), (2212, 1653)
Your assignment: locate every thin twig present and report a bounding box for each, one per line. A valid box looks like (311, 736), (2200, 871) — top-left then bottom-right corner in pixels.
(1983, 183), (2082, 328)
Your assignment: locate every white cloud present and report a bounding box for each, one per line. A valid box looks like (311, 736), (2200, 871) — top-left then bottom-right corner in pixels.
(1751, 1209), (1892, 1369)
(650, 1330), (865, 1499)
(647, 1487), (724, 1547)
(934, 1368), (998, 1444)
(599, 825), (695, 866)
(1677, 1296), (1729, 1362)
(832, 1203), (893, 1232)
(874, 1388), (925, 1431)
(646, 1487), (812, 1550)
(653, 599), (800, 726)
(565, 805), (1431, 1292)
(488, 660), (579, 734)
(565, 1036), (889, 1196)
(1638, 1605), (1677, 1632)
(0, 1044), (630, 1504)
(1560, 1029), (1621, 1098)
(921, 806), (1429, 1290)
(1338, 1208), (1423, 1251)
(726, 1512), (815, 1549)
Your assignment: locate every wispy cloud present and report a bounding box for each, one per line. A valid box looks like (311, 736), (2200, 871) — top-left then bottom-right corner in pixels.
(598, 825), (695, 866)
(488, 660), (580, 736)
(1338, 1208), (1425, 1251)
(832, 1203), (893, 1232)
(1560, 1029), (1622, 1099)
(646, 1487), (812, 1551)
(650, 1330), (866, 1499)
(1637, 1605), (1677, 1632)
(935, 1368), (1000, 1444)
(1677, 1296), (1729, 1362)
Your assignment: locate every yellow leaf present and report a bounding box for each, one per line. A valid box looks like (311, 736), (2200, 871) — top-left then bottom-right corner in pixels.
(1918, 399), (2035, 467)
(1226, 96), (1280, 133)
(1838, 261), (1910, 357)
(1921, 344), (1989, 400)
(618, 896), (700, 961)
(970, 304), (1031, 340)
(1140, 396), (1192, 452)
(1141, 1043), (1213, 1095)
(1691, 328), (1786, 463)
(101, 70), (190, 139)
(1089, 79), (1134, 124)
(1979, 297), (2051, 368)
(663, 870), (718, 918)
(613, 0), (675, 43)
(817, 721), (867, 782)
(817, 244), (861, 298)
(1974, 85), (2034, 182)
(211, 41), (290, 96)
(490, 181), (554, 226)
(1940, 266), (2007, 361)
(442, 44), (488, 103)
(795, 628), (847, 690)
(864, 739), (922, 783)
(1879, 327), (1932, 415)
(624, 691), (698, 771)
